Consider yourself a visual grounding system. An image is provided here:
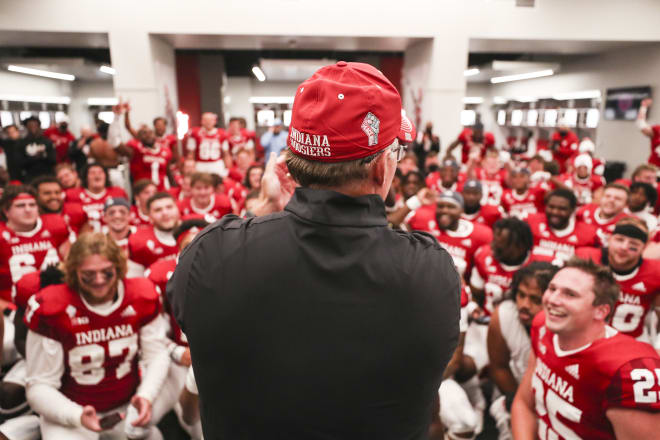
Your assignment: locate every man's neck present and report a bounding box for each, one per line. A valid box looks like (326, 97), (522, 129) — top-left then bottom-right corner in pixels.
(7, 220), (37, 233)
(193, 196), (212, 209)
(87, 186), (106, 195)
(597, 208), (617, 220)
(107, 227), (130, 241)
(515, 187), (528, 195)
(556, 323), (606, 352)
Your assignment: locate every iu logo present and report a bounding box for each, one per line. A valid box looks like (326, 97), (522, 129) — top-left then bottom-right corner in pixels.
(361, 112), (380, 147)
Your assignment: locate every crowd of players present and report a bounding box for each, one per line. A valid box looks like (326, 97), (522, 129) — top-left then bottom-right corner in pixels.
(0, 95), (659, 439)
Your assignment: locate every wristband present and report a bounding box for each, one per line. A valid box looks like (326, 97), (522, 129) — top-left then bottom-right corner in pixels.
(185, 367), (198, 395)
(466, 301), (480, 316)
(636, 118), (650, 130)
(406, 195), (422, 211)
(171, 345), (186, 363)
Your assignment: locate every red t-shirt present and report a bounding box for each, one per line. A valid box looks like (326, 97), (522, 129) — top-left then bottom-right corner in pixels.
(0, 215), (69, 302)
(457, 128), (495, 164)
(501, 185), (548, 218)
(43, 126), (75, 164)
(530, 312), (660, 440)
(177, 194), (233, 222)
(551, 130), (580, 172)
(145, 258), (187, 347)
(65, 187), (128, 232)
(527, 213), (599, 263)
(576, 204), (629, 245)
(185, 127), (226, 163)
(61, 202), (88, 235)
(126, 139), (173, 191)
(25, 279), (160, 412)
(576, 247), (660, 340)
(127, 226), (178, 270)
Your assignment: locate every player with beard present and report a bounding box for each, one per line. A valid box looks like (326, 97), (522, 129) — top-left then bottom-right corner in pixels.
(577, 217), (660, 344)
(127, 193), (180, 277)
(553, 153), (605, 206)
(425, 158), (466, 193)
(512, 258), (660, 440)
(527, 188), (599, 263)
(461, 179), (503, 228)
(177, 172), (232, 222)
(32, 175), (90, 236)
(121, 124), (173, 191)
(65, 164), (128, 232)
(24, 233), (170, 439)
(627, 181), (658, 231)
(145, 219), (208, 439)
(501, 168), (547, 218)
(577, 183), (630, 244)
(102, 198), (135, 257)
(184, 112), (230, 177)
(130, 179), (156, 228)
(0, 186), (69, 307)
(487, 262), (558, 440)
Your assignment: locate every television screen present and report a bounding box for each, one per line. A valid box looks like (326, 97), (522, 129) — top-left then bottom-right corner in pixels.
(604, 86), (651, 121)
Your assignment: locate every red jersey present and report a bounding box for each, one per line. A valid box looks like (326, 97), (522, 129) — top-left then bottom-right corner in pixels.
(407, 208), (492, 280)
(13, 270), (41, 311)
(576, 204), (629, 245)
(474, 167), (508, 206)
(25, 279), (160, 412)
(648, 125), (660, 168)
(527, 213), (599, 263)
(127, 226), (178, 269)
(61, 202), (88, 235)
(576, 247), (660, 340)
(145, 258), (187, 347)
(501, 185), (548, 218)
(470, 245), (550, 315)
(126, 139), (173, 191)
(551, 130), (580, 172)
(65, 187), (128, 232)
(457, 128), (495, 164)
(43, 126), (75, 164)
(129, 206), (151, 228)
(177, 194), (232, 222)
(223, 132), (255, 157)
(0, 215), (69, 302)
(556, 173), (605, 206)
(461, 204), (503, 229)
(530, 312), (660, 440)
(185, 127), (226, 163)
(424, 172), (467, 193)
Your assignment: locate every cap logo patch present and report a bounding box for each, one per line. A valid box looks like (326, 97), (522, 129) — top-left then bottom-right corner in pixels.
(289, 127), (331, 158)
(361, 112), (380, 147)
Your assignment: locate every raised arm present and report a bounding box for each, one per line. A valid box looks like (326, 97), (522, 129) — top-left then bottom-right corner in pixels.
(637, 98), (654, 138)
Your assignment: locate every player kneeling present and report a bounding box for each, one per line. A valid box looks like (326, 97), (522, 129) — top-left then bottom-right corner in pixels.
(512, 258), (660, 440)
(24, 233), (169, 439)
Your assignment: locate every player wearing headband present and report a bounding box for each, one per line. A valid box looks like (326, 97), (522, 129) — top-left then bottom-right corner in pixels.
(512, 258), (660, 440)
(577, 217), (660, 344)
(0, 186), (69, 308)
(24, 233), (169, 439)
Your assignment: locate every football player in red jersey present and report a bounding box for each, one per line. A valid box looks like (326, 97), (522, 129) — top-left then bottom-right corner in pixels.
(102, 198), (135, 257)
(501, 167), (548, 218)
(145, 219), (208, 439)
(549, 123), (580, 173)
(223, 117), (255, 159)
(512, 258), (660, 440)
(130, 179), (156, 228)
(637, 98), (660, 168)
(407, 191), (492, 284)
(447, 123), (495, 164)
(553, 153), (605, 206)
(468, 148), (508, 206)
(461, 179), (503, 228)
(185, 112), (230, 177)
(425, 158), (466, 193)
(576, 217), (660, 344)
(0, 186), (69, 308)
(576, 183), (630, 244)
(527, 188), (599, 263)
(487, 262), (558, 440)
(627, 181), (658, 231)
(127, 193), (180, 276)
(55, 163), (81, 190)
(177, 172), (232, 222)
(65, 164), (128, 232)
(32, 175), (90, 236)
(24, 233), (169, 439)
(43, 118), (75, 164)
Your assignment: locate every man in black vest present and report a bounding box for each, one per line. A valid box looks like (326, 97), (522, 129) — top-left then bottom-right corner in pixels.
(168, 61), (460, 440)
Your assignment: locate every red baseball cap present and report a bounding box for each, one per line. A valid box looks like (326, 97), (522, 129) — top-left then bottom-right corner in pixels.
(288, 61), (414, 162)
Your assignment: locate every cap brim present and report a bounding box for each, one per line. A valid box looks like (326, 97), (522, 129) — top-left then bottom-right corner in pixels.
(398, 112), (416, 144)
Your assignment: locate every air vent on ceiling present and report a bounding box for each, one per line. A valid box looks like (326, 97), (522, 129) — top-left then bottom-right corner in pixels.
(516, 0), (535, 6)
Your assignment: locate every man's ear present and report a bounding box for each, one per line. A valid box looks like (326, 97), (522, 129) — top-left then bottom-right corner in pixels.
(370, 153), (387, 187)
(594, 303), (611, 322)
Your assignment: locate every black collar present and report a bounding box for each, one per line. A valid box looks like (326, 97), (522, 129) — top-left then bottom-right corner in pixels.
(285, 187), (388, 227)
